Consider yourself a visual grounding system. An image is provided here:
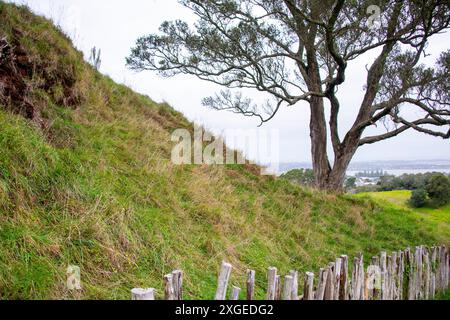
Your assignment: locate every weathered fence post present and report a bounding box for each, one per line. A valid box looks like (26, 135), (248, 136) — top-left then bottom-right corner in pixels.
(339, 255), (349, 300)
(164, 274), (176, 300)
(334, 258), (342, 300)
(392, 251), (399, 300)
(380, 251), (387, 300)
(397, 251), (404, 300)
(366, 264), (380, 300)
(275, 275), (282, 300)
(172, 270), (183, 300)
(131, 288), (155, 300)
(371, 256), (380, 300)
(386, 255), (393, 300)
(303, 272), (314, 300)
(359, 254), (365, 300)
(406, 247), (416, 300)
(351, 257), (362, 300)
(246, 269), (255, 300)
(324, 263), (335, 300)
(289, 270), (299, 300)
(441, 245), (449, 291)
(266, 267), (278, 300)
(430, 246), (437, 298)
(444, 247), (450, 289)
(415, 246), (423, 299)
(422, 247), (430, 300)
(315, 268), (328, 300)
(215, 262), (232, 300)
(282, 275), (294, 300)
(438, 246), (442, 292)
(230, 286), (241, 300)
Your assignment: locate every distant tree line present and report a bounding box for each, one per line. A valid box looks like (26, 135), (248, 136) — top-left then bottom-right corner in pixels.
(377, 172), (450, 192)
(353, 172), (450, 208)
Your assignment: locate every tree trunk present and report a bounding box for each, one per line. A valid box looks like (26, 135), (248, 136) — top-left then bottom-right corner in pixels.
(309, 96), (332, 189)
(314, 138), (359, 191)
(328, 152), (355, 190)
(309, 97), (359, 191)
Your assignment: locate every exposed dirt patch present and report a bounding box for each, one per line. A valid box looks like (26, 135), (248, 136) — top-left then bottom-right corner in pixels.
(0, 30), (81, 128)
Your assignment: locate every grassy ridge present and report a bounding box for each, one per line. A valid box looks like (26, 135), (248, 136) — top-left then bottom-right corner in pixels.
(0, 2), (449, 299)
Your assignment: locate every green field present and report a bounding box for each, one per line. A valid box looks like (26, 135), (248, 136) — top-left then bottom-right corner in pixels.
(355, 190), (450, 245)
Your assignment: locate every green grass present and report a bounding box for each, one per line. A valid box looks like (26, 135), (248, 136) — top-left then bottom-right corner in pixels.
(355, 190), (450, 242)
(0, 2), (449, 300)
(435, 289), (450, 300)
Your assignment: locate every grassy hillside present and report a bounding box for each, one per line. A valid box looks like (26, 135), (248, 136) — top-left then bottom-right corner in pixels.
(0, 2), (448, 300)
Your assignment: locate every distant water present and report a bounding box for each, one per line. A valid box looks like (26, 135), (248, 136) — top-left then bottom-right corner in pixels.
(347, 168), (450, 177)
(277, 160), (450, 176)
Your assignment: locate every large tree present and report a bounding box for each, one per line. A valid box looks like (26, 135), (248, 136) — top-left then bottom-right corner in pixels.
(127, 0), (450, 190)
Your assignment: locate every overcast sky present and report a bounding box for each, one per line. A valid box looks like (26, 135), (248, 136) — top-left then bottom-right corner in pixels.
(9, 0), (450, 164)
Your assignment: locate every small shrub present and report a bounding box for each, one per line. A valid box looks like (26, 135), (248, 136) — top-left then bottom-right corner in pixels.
(409, 188), (428, 208)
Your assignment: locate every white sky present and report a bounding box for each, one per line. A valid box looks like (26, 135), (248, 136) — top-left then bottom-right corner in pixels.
(8, 0), (450, 164)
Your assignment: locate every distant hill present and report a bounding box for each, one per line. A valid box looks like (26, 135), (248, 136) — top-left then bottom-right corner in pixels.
(0, 2), (448, 299)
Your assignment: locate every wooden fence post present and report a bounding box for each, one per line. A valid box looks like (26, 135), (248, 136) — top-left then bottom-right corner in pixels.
(339, 255), (349, 300)
(275, 275), (282, 300)
(359, 254), (365, 300)
(415, 246), (423, 299)
(442, 245), (449, 291)
(380, 251), (387, 300)
(423, 247), (431, 300)
(430, 246), (437, 298)
(365, 266), (373, 300)
(334, 258), (342, 300)
(386, 255), (393, 300)
(406, 248), (416, 300)
(351, 257), (361, 300)
(215, 262), (232, 300)
(444, 247), (450, 289)
(246, 269), (255, 300)
(303, 272), (314, 300)
(230, 286), (240, 300)
(442, 246), (447, 291)
(171, 270), (183, 300)
(131, 288), (155, 300)
(392, 251), (399, 300)
(289, 270), (299, 300)
(438, 246), (443, 292)
(315, 268), (328, 300)
(164, 274), (175, 300)
(370, 256), (380, 300)
(266, 267), (278, 300)
(324, 264), (335, 300)
(397, 251), (404, 300)
(282, 275), (294, 300)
